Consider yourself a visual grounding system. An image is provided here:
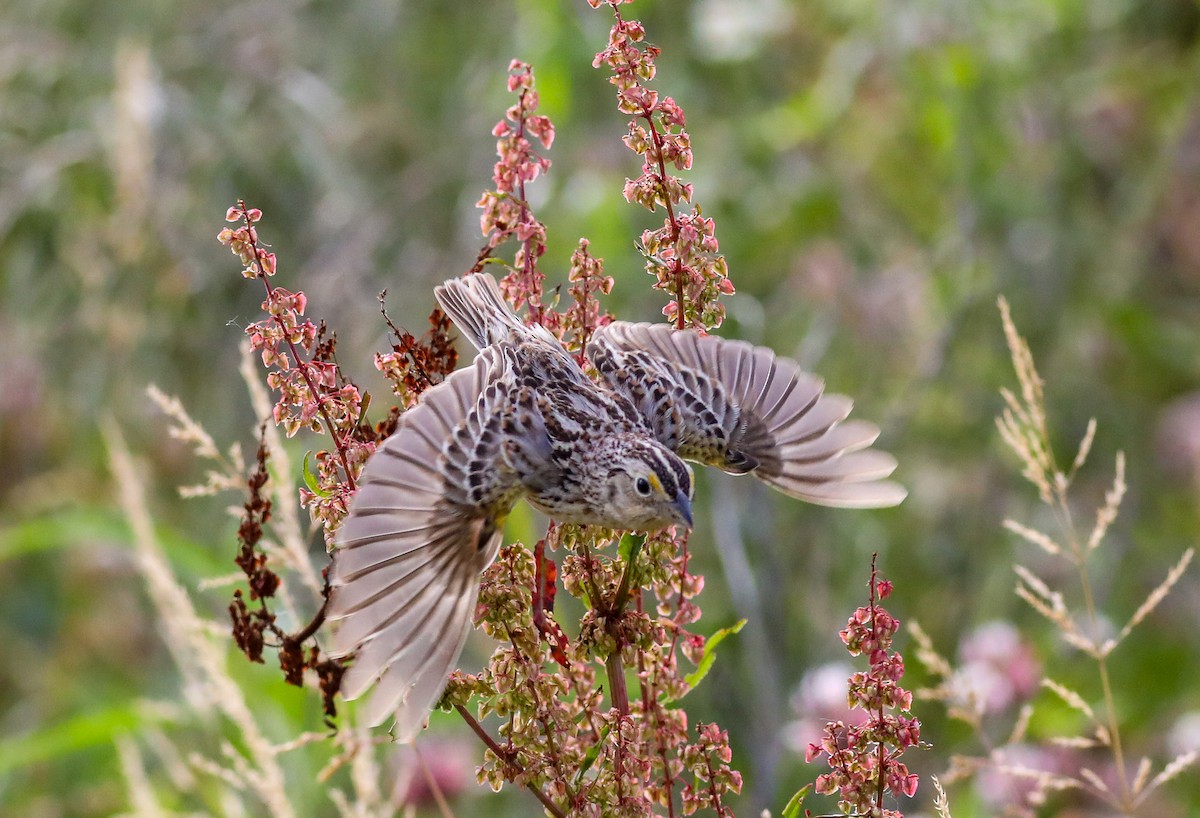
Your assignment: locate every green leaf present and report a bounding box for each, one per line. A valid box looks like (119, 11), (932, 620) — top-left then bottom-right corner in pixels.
(781, 784), (811, 818)
(617, 532), (643, 561)
(0, 704), (152, 774)
(301, 452), (332, 498)
(0, 507), (229, 577)
(614, 534), (644, 607)
(0, 509), (127, 562)
(679, 618), (747, 694)
(572, 722), (612, 787)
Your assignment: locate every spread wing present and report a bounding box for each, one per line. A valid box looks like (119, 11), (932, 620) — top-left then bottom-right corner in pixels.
(588, 322), (905, 509)
(327, 350), (521, 738)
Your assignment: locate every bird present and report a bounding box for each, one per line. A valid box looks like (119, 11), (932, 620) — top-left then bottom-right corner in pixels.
(326, 272), (905, 738)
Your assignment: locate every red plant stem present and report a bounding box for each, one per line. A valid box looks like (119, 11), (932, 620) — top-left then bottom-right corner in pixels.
(501, 619), (578, 804)
(284, 571), (331, 644)
(635, 591), (652, 709)
(605, 1), (688, 329)
(605, 536), (642, 716)
(237, 201), (357, 493)
(572, 262), (599, 367)
(868, 553), (888, 813)
(606, 651), (630, 716)
(533, 535), (547, 628)
(580, 540), (605, 610)
(500, 551), (577, 803)
(660, 736), (677, 818)
(876, 701), (888, 812)
(703, 751), (730, 817)
(634, 589), (679, 818)
(454, 704), (568, 818)
(568, 671), (602, 743)
(664, 534), (692, 664)
(615, 716), (627, 804)
(513, 90), (544, 325)
(652, 697), (680, 818)
(640, 107), (687, 330)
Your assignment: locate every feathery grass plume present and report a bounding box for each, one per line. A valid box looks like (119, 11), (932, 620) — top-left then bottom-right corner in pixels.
(914, 298), (1196, 815)
(995, 297), (1055, 505)
(147, 384), (244, 496)
(908, 620), (986, 730)
(930, 774), (954, 818)
(998, 300), (1195, 811)
(105, 419), (298, 816)
(136, 364), (415, 814)
(115, 734), (157, 817)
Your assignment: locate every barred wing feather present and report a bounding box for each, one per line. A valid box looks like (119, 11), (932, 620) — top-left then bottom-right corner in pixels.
(328, 354), (507, 738)
(588, 322), (905, 509)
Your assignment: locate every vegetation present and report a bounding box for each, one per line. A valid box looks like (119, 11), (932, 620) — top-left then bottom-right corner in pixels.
(2, 0), (1199, 815)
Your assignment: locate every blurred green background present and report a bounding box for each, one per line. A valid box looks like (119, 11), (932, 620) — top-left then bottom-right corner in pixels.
(3, 0), (1200, 815)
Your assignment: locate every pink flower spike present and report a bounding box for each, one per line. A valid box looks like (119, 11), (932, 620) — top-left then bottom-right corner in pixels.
(803, 556), (922, 814)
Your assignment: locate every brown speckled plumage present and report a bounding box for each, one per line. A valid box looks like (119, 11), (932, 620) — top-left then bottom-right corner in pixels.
(327, 273), (904, 737)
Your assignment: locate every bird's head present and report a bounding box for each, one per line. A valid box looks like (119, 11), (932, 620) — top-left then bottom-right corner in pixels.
(601, 438), (694, 531)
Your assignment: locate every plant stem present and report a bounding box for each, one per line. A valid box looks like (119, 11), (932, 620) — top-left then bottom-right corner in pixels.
(641, 109), (687, 330)
(237, 201), (357, 492)
(1055, 485), (1131, 808)
(606, 651), (630, 717)
(413, 745), (456, 818)
(605, 1), (688, 329)
(454, 705), (567, 818)
(605, 536), (642, 717)
(513, 89), (544, 325)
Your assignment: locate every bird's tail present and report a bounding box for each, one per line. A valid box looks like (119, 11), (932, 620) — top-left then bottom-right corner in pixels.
(435, 273), (524, 350)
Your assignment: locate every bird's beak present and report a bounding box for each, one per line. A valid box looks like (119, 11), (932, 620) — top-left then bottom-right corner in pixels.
(672, 490), (694, 529)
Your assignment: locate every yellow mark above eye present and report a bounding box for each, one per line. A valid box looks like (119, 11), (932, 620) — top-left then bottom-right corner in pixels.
(647, 473), (663, 494)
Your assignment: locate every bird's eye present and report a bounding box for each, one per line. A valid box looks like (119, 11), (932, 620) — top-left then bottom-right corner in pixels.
(635, 477), (652, 496)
